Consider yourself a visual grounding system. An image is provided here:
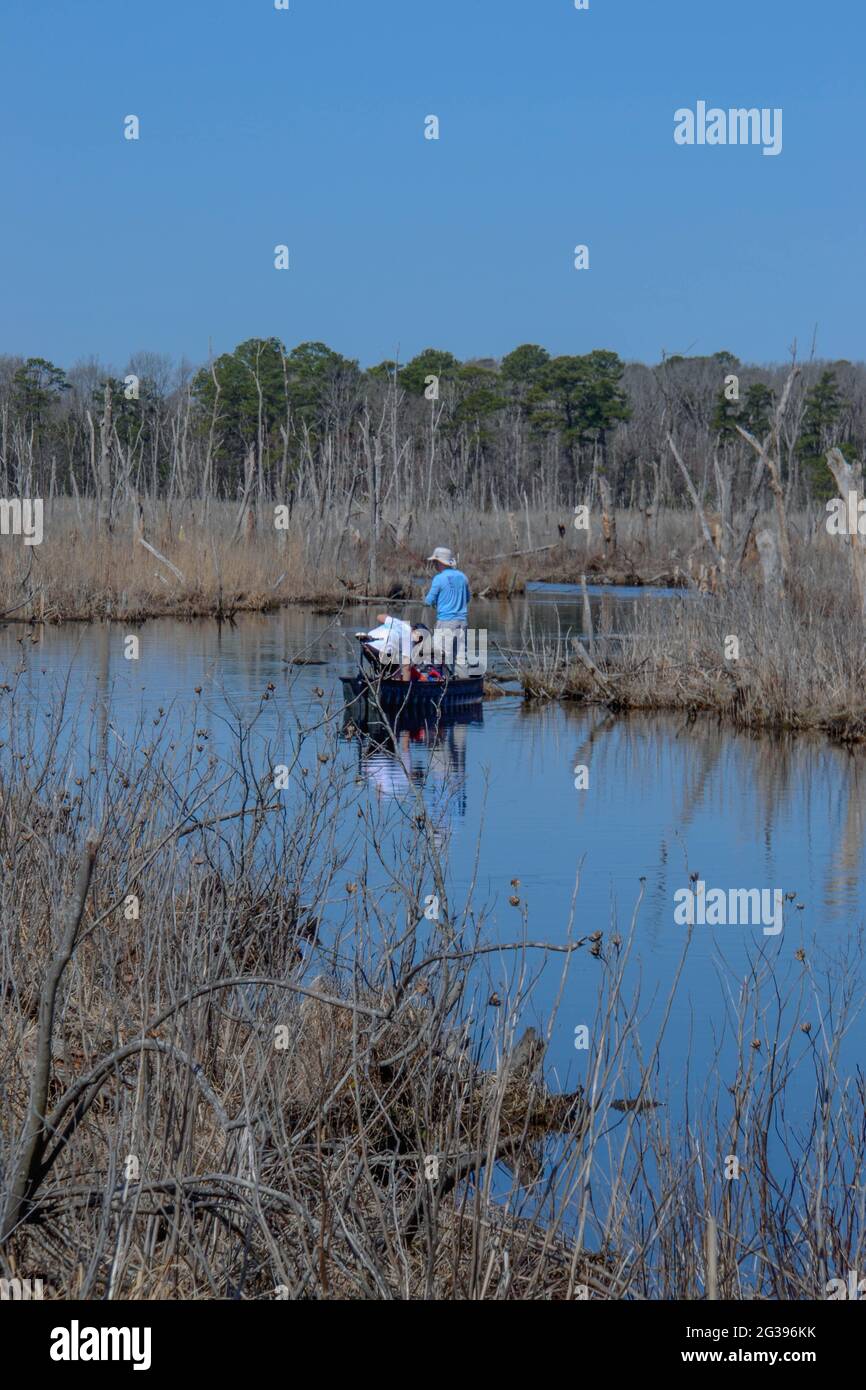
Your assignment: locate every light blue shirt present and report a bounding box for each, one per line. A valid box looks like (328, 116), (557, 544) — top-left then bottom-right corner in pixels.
(424, 568), (470, 623)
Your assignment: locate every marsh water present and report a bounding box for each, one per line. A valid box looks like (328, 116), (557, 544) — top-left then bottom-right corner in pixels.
(2, 583), (864, 1128)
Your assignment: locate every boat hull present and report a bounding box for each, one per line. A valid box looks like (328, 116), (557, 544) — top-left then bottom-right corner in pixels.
(340, 673), (484, 713)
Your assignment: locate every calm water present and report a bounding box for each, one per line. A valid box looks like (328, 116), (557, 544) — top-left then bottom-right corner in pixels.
(1, 586), (863, 1118)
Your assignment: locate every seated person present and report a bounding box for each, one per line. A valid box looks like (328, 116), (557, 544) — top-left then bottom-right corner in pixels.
(360, 614), (413, 678)
(359, 617), (448, 682)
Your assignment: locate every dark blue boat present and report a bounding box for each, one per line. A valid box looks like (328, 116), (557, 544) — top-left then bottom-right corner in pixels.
(340, 671), (485, 714)
(341, 630), (485, 715)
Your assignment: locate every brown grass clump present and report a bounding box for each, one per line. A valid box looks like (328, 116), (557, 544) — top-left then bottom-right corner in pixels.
(0, 501), (704, 625)
(1, 693), (863, 1300)
(0, 697), (607, 1299)
(516, 535), (866, 740)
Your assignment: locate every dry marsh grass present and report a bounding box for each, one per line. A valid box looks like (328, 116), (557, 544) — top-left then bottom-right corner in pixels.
(0, 689), (863, 1299)
(516, 535), (866, 739)
(0, 500), (695, 625)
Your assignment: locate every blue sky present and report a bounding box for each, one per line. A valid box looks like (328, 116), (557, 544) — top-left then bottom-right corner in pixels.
(1, 0), (863, 371)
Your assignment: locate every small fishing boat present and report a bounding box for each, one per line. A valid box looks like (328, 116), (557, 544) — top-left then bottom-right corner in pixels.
(341, 632), (485, 714)
(340, 670), (485, 712)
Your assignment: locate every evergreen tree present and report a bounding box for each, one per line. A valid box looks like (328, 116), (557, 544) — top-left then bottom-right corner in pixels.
(529, 350), (630, 465)
(399, 348), (460, 396)
(11, 357), (70, 433)
(798, 369), (846, 499)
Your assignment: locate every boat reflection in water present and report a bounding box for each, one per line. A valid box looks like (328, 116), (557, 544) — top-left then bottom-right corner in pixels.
(341, 699), (480, 838)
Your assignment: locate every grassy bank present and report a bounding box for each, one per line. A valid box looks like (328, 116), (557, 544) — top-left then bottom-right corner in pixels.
(0, 693), (861, 1298)
(5, 495), (866, 738)
(515, 541), (866, 739)
(0, 499), (695, 624)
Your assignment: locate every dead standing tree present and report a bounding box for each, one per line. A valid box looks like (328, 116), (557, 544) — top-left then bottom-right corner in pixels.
(734, 363), (800, 592)
(665, 432), (726, 580)
(97, 381), (113, 534)
(826, 446), (866, 622)
(360, 404), (386, 593)
(665, 363), (801, 597)
(754, 527), (783, 602)
(231, 445), (257, 544)
(598, 474), (617, 562)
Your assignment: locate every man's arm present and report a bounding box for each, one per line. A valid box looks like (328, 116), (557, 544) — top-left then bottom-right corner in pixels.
(423, 573), (441, 608)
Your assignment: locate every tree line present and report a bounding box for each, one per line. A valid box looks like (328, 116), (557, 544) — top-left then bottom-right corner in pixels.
(0, 340), (861, 525)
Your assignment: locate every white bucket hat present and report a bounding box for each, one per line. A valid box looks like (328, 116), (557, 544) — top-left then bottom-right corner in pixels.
(427, 546), (456, 566)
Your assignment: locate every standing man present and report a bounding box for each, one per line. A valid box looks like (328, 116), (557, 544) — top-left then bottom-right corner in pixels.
(424, 546), (471, 674)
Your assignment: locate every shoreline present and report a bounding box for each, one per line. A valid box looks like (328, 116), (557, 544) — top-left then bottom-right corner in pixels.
(516, 682), (866, 744)
(4, 579), (865, 744)
(0, 562), (687, 626)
